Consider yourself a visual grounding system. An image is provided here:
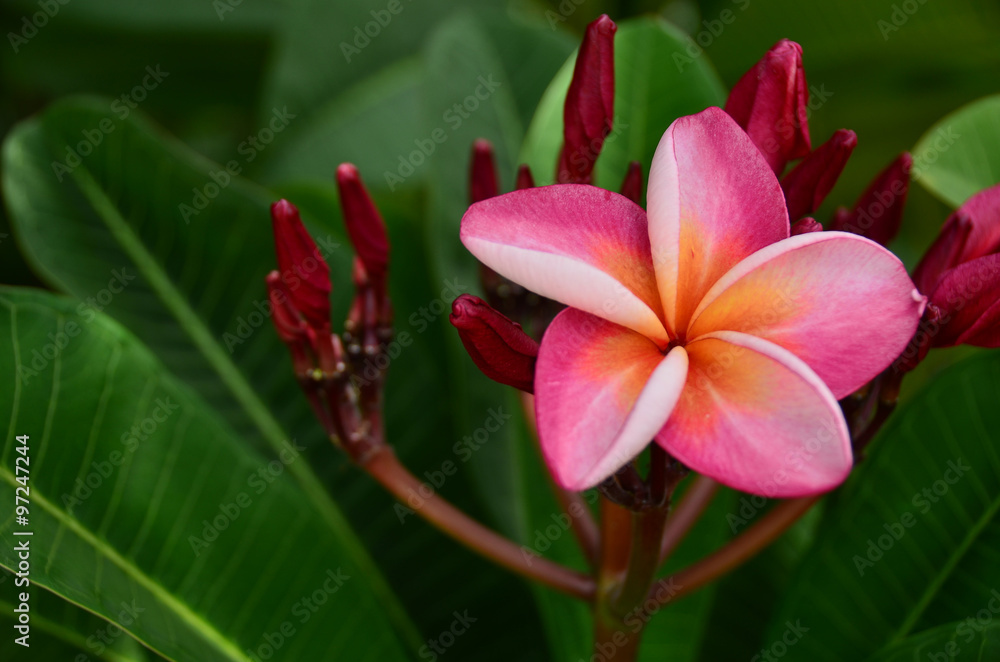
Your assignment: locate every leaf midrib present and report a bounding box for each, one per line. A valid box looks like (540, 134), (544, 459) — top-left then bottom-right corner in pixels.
(0, 593), (147, 662)
(61, 145), (422, 651)
(885, 383), (1000, 644)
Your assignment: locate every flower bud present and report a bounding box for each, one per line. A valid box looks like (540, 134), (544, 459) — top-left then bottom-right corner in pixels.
(450, 294), (539, 393)
(781, 129), (856, 220)
(914, 185), (1000, 294)
(912, 212), (974, 295)
(515, 164), (535, 190)
(470, 139), (499, 203)
(926, 254), (1000, 348)
(724, 39), (811, 174)
(830, 153), (912, 247)
(620, 161), (643, 204)
(791, 217), (823, 235)
(336, 163), (389, 283)
(270, 199), (331, 332)
(557, 14), (616, 184)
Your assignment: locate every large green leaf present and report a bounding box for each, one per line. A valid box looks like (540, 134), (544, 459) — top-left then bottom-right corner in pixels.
(912, 94), (1000, 209)
(765, 352), (1000, 660)
(519, 17), (727, 191)
(2, 96), (549, 660)
(256, 60), (426, 189)
(0, 288), (410, 660)
(0, 573), (159, 662)
(866, 620), (1000, 661)
(260, 0), (506, 126)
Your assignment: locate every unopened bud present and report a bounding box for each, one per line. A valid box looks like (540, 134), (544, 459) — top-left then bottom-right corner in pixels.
(336, 163), (389, 283)
(470, 139), (499, 203)
(725, 39), (811, 174)
(830, 153), (912, 247)
(450, 294), (539, 393)
(270, 199), (331, 332)
(557, 14), (616, 184)
(620, 161), (643, 204)
(781, 129), (856, 220)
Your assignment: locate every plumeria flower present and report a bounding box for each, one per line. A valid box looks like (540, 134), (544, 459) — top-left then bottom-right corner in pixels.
(460, 107), (925, 497)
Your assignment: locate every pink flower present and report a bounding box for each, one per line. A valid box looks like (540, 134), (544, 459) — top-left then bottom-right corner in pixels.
(460, 107), (924, 497)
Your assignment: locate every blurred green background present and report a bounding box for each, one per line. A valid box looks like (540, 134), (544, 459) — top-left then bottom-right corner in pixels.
(1, 0), (999, 660)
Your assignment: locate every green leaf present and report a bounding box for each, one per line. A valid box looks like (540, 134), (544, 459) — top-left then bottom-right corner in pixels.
(765, 352), (1000, 661)
(2, 95), (550, 660)
(256, 60), (426, 189)
(913, 94), (1000, 209)
(0, 287), (410, 660)
(1, 104), (426, 651)
(0, 575), (159, 662)
(260, 0), (507, 126)
(865, 620), (1000, 661)
(518, 16), (727, 191)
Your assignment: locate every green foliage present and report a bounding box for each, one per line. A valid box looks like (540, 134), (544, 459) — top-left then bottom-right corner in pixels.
(2, 1), (999, 659)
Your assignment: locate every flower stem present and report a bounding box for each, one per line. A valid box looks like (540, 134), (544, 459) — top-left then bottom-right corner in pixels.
(659, 476), (718, 565)
(647, 496), (819, 604)
(359, 445), (595, 600)
(593, 497), (643, 659)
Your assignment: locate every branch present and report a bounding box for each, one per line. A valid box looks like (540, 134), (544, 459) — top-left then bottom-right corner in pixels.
(648, 496), (819, 605)
(659, 475), (719, 565)
(360, 446), (595, 601)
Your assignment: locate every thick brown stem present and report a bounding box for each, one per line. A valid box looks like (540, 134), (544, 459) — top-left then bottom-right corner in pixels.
(361, 446), (594, 600)
(592, 498), (644, 660)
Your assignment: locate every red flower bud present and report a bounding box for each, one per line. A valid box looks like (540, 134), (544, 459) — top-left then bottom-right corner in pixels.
(904, 184), (1000, 362)
(266, 271), (306, 343)
(912, 211), (974, 295)
(781, 129), (856, 220)
(515, 164), (535, 190)
(270, 199), (331, 332)
(336, 163), (389, 283)
(450, 294), (539, 393)
(620, 161), (643, 204)
(470, 139), (499, 203)
(725, 39), (811, 174)
(791, 217), (823, 235)
(926, 254), (1000, 348)
(830, 153), (912, 247)
(557, 15), (616, 185)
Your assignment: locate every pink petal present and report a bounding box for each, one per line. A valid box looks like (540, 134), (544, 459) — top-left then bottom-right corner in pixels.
(928, 253), (1000, 348)
(646, 107), (790, 334)
(536, 309), (688, 490)
(657, 331), (852, 497)
(461, 185), (668, 345)
(688, 232), (923, 399)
